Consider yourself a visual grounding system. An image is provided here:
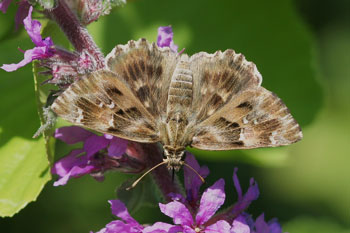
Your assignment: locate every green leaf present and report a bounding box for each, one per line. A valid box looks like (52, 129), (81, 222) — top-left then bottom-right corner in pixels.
(0, 137), (50, 217)
(0, 32), (51, 217)
(117, 176), (162, 215)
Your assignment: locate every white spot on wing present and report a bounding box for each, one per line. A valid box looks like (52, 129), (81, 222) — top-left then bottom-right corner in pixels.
(239, 130), (245, 141)
(107, 102), (115, 109)
(243, 117), (249, 124)
(207, 108), (215, 116)
(269, 131), (277, 145)
(76, 108), (84, 123)
(108, 115), (114, 127)
(144, 100), (150, 108)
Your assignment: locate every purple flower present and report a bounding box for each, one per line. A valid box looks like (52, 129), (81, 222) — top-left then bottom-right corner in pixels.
(94, 154), (284, 233)
(94, 200), (177, 233)
(1, 6), (55, 72)
(145, 179), (246, 233)
(95, 200), (144, 233)
(52, 126), (128, 186)
(157, 26), (178, 52)
(0, 0), (12, 13)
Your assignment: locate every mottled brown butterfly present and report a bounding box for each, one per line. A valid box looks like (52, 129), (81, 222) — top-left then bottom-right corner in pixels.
(52, 38), (302, 171)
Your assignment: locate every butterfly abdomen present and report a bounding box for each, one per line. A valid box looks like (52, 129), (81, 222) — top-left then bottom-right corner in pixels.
(167, 56), (193, 112)
(163, 55), (194, 148)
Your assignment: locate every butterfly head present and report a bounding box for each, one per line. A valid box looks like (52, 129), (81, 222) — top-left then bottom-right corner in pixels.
(163, 145), (185, 171)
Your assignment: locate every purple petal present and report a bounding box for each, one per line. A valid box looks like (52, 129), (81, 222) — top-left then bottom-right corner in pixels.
(267, 218), (282, 233)
(23, 6), (48, 46)
(15, 0), (31, 30)
(51, 148), (85, 176)
(109, 200), (142, 228)
(1, 46), (43, 71)
(205, 220), (231, 233)
(98, 220), (141, 233)
(231, 173), (259, 216)
(231, 215), (250, 233)
(53, 163), (95, 186)
(182, 226), (197, 233)
(157, 26), (178, 52)
(233, 167), (243, 200)
(254, 214), (270, 233)
(84, 134), (110, 157)
(51, 149), (94, 186)
(0, 0), (12, 13)
(245, 178), (259, 203)
(1, 44), (54, 71)
(107, 137), (128, 157)
(184, 153), (209, 203)
(195, 179), (225, 226)
(143, 222), (182, 233)
(51, 149), (98, 186)
(240, 213), (255, 230)
(54, 126), (94, 144)
(159, 201), (193, 226)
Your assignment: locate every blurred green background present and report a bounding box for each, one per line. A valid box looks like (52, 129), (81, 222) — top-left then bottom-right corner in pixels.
(0, 0), (349, 232)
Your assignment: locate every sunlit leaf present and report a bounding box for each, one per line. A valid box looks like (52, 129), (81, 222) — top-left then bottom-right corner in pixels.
(0, 38), (51, 216)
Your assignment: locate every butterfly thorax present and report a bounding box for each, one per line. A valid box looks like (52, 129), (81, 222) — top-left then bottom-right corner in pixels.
(161, 55), (194, 170)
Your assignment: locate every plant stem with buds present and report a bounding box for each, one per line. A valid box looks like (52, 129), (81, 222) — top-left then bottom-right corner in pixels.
(49, 0), (105, 69)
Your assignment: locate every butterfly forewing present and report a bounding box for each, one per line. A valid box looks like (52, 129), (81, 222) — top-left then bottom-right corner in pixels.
(105, 38), (179, 118)
(51, 70), (159, 142)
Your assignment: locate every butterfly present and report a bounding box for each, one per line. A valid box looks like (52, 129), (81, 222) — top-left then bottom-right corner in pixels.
(51, 38), (303, 171)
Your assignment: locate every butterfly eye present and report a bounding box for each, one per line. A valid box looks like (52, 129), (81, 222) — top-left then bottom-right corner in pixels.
(162, 150), (167, 159)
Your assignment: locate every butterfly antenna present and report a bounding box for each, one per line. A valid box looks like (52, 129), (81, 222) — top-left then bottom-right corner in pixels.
(183, 162), (205, 183)
(126, 161), (167, 190)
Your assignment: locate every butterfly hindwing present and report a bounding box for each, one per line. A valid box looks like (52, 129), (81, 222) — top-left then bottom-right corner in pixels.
(51, 70), (159, 142)
(191, 87), (302, 150)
